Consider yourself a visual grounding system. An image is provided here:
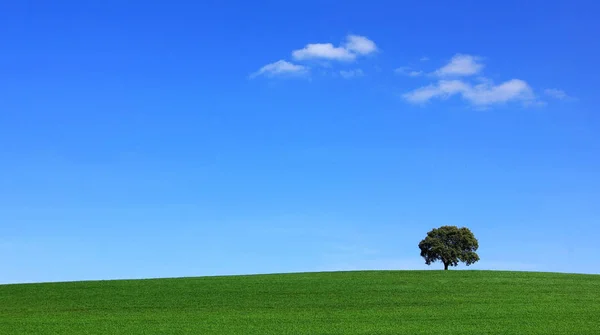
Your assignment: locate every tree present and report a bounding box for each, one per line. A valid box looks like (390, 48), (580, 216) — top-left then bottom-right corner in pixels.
(418, 226), (480, 270)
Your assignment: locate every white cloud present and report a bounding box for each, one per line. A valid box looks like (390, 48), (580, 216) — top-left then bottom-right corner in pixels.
(403, 80), (468, 103)
(544, 88), (574, 100)
(339, 69), (364, 79)
(395, 67), (423, 77)
(435, 54), (484, 77)
(420, 56), (430, 62)
(252, 34), (376, 79)
(292, 35), (377, 62)
(292, 43), (355, 61)
(403, 79), (535, 107)
(344, 35), (377, 55)
(401, 53), (548, 108)
(250, 60), (308, 78)
(466, 79), (534, 105)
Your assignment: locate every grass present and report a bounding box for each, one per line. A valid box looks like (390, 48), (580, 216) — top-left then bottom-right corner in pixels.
(1, 270), (599, 334)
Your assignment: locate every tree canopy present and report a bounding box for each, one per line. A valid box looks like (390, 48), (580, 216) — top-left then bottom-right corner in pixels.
(418, 226), (480, 270)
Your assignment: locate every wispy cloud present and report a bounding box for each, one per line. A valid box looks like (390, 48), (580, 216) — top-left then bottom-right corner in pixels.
(434, 54), (484, 77)
(292, 35), (377, 62)
(403, 79), (536, 107)
(252, 43), (562, 110)
(402, 53), (545, 108)
(250, 60), (308, 78)
(339, 69), (364, 79)
(293, 44), (355, 61)
(252, 34), (377, 80)
(395, 66), (423, 77)
(544, 88), (575, 101)
(344, 35), (378, 55)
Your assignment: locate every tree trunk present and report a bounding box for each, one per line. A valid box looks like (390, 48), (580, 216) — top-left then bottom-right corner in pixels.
(444, 262), (449, 270)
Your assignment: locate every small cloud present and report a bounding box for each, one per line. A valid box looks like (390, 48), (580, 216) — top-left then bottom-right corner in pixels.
(339, 69), (364, 79)
(292, 35), (377, 62)
(420, 56), (429, 62)
(434, 54), (484, 77)
(403, 78), (536, 107)
(544, 88), (575, 101)
(395, 66), (423, 77)
(403, 80), (469, 104)
(292, 43), (355, 61)
(250, 60), (308, 78)
(344, 35), (378, 55)
(467, 79), (535, 105)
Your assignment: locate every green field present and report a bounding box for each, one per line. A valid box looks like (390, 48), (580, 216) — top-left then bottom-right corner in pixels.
(1, 271), (599, 334)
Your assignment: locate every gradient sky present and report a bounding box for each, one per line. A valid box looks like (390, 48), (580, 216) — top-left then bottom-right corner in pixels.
(1, 0), (599, 284)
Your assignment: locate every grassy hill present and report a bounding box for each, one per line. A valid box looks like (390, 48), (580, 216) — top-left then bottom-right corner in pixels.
(1, 270), (599, 334)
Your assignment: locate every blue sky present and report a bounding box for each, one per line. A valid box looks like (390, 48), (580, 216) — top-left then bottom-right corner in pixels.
(1, 1), (599, 284)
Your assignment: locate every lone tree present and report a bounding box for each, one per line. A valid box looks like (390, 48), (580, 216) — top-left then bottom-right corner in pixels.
(418, 226), (480, 270)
